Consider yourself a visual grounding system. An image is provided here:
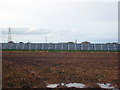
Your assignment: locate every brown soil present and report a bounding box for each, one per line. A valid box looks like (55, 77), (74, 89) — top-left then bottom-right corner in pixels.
(2, 51), (119, 88)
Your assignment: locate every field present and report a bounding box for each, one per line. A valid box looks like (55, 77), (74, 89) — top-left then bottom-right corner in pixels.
(2, 51), (120, 88)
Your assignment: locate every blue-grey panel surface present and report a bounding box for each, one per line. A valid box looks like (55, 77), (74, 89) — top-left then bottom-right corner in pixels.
(76, 44), (81, 50)
(82, 44), (89, 50)
(49, 43), (55, 50)
(56, 43), (62, 50)
(108, 44), (115, 51)
(43, 43), (49, 50)
(89, 44), (94, 50)
(63, 43), (68, 50)
(22, 43), (30, 50)
(17, 43), (24, 50)
(102, 44), (107, 50)
(10, 43), (17, 49)
(69, 44), (75, 50)
(1, 43), (120, 51)
(118, 44), (120, 51)
(0, 43), (2, 50)
(2, 43), (6, 49)
(4, 43), (12, 49)
(36, 43), (42, 50)
(95, 44), (101, 50)
(30, 43), (37, 50)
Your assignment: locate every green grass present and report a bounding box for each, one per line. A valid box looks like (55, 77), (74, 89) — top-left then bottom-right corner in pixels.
(1, 49), (119, 52)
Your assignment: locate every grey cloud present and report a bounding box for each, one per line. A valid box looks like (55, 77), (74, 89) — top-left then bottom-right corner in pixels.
(1, 28), (52, 35)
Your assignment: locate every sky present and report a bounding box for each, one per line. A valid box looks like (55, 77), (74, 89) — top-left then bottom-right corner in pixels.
(0, 0), (119, 43)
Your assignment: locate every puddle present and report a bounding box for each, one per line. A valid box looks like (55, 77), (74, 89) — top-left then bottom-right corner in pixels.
(97, 83), (115, 89)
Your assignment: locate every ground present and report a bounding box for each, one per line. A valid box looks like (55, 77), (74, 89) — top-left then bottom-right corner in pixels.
(2, 51), (120, 88)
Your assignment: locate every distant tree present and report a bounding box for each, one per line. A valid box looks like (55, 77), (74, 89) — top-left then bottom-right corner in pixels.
(106, 42), (111, 44)
(112, 42), (118, 44)
(68, 42), (75, 44)
(19, 42), (24, 43)
(81, 41), (91, 44)
(8, 41), (14, 43)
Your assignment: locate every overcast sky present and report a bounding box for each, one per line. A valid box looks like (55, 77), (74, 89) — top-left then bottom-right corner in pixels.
(0, 0), (118, 43)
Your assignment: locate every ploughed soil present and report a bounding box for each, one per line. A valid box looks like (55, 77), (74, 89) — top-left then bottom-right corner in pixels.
(2, 51), (120, 88)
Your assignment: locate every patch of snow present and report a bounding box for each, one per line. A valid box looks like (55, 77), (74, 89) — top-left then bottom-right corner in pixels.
(47, 84), (59, 88)
(61, 83), (65, 86)
(65, 83), (86, 88)
(97, 83), (115, 89)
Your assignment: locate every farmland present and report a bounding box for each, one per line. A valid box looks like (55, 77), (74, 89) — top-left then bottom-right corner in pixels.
(2, 51), (119, 88)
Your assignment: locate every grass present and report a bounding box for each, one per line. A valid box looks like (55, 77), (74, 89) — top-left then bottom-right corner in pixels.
(1, 49), (119, 52)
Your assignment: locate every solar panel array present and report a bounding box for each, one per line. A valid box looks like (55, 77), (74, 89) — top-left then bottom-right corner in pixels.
(1, 43), (120, 51)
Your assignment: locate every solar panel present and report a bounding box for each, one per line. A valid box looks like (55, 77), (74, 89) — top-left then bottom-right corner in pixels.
(17, 43), (24, 50)
(113, 44), (117, 51)
(63, 43), (68, 50)
(49, 43), (55, 50)
(69, 44), (75, 50)
(117, 44), (120, 51)
(89, 44), (94, 50)
(2, 43), (6, 49)
(30, 43), (37, 50)
(43, 43), (49, 50)
(10, 43), (17, 50)
(108, 44), (115, 51)
(4, 43), (11, 49)
(56, 43), (62, 50)
(76, 44), (81, 50)
(36, 43), (43, 50)
(23, 43), (30, 50)
(1, 43), (120, 51)
(102, 44), (107, 51)
(82, 44), (89, 50)
(95, 44), (101, 50)
(0, 43), (2, 50)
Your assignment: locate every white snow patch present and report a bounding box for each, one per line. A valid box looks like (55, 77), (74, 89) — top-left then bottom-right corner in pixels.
(65, 83), (86, 88)
(61, 83), (65, 86)
(47, 84), (59, 88)
(47, 83), (86, 88)
(97, 83), (115, 89)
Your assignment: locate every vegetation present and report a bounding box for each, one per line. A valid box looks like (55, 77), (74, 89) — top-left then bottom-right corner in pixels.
(1, 49), (119, 52)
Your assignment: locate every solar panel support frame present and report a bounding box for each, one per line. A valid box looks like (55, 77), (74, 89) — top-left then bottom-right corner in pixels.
(22, 43), (25, 50)
(114, 44), (116, 50)
(107, 44), (109, 51)
(16, 43), (19, 49)
(48, 43), (50, 50)
(101, 44), (103, 50)
(3, 43), (6, 49)
(35, 43), (38, 50)
(29, 43), (31, 50)
(61, 43), (63, 50)
(9, 43), (13, 49)
(88, 44), (89, 50)
(68, 44), (69, 50)
(55, 43), (57, 50)
(75, 44), (76, 50)
(81, 44), (83, 50)
(42, 43), (44, 50)
(94, 44), (96, 51)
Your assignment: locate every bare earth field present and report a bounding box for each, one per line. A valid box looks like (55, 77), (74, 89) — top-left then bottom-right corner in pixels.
(2, 51), (120, 89)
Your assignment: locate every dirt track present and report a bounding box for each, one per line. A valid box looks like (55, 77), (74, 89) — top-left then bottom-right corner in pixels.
(2, 51), (119, 88)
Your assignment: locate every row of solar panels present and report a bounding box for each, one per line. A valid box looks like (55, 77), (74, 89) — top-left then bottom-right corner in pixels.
(1, 43), (120, 51)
